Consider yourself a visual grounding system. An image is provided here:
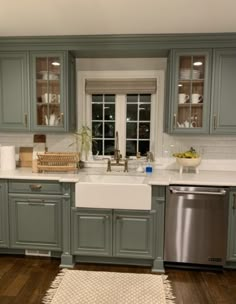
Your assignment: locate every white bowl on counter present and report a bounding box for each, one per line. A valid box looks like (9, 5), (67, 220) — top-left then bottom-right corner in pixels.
(176, 157), (201, 174)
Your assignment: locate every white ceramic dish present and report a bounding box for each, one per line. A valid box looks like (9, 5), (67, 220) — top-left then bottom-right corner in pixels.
(176, 157), (201, 174)
(39, 71), (59, 80)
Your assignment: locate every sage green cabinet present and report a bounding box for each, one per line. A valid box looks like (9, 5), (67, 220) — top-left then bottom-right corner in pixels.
(0, 52), (29, 131)
(227, 190), (236, 261)
(72, 208), (155, 259)
(167, 49), (212, 134)
(113, 210), (155, 259)
(72, 208), (112, 256)
(9, 195), (62, 251)
(30, 51), (76, 132)
(0, 181), (9, 248)
(211, 49), (236, 134)
(8, 180), (64, 251)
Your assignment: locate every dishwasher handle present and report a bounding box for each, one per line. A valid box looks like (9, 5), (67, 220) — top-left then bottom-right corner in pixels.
(169, 187), (227, 196)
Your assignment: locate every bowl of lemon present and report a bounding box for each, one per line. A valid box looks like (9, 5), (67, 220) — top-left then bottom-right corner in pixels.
(173, 147), (201, 174)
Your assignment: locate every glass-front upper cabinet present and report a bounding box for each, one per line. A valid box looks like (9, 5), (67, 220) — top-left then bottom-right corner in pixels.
(30, 51), (77, 132)
(32, 53), (63, 130)
(168, 49), (212, 134)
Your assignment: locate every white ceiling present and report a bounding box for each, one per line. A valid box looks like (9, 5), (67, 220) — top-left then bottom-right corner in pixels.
(1, 0), (236, 37)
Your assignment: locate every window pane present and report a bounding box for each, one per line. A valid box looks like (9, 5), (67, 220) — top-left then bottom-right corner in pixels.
(127, 104), (138, 121)
(140, 94), (151, 103)
(92, 122), (103, 138)
(92, 104), (103, 120)
(92, 140), (102, 155)
(126, 122), (137, 138)
(139, 123), (150, 139)
(126, 141), (137, 157)
(104, 140), (115, 155)
(104, 94), (115, 103)
(104, 104), (115, 120)
(105, 122), (115, 138)
(92, 94), (103, 102)
(139, 141), (150, 156)
(127, 94), (138, 103)
(139, 104), (150, 121)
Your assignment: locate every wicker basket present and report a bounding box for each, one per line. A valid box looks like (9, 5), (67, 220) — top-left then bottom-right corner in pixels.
(37, 152), (80, 172)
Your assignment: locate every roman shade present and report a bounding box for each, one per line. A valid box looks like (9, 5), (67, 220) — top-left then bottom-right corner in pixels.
(85, 78), (157, 94)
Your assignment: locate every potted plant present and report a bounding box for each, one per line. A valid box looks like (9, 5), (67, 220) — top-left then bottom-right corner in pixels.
(70, 125), (93, 162)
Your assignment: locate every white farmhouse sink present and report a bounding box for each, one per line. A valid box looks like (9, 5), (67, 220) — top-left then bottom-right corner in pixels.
(75, 174), (151, 210)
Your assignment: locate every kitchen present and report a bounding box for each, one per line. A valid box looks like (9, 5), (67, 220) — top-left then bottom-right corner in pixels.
(1, 1), (236, 303)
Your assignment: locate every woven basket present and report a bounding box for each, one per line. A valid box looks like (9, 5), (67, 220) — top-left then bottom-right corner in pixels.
(37, 152), (80, 172)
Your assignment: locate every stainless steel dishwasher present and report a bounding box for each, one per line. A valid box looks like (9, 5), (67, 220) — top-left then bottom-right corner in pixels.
(164, 186), (229, 266)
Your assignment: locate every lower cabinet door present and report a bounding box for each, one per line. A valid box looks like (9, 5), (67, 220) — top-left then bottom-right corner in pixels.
(9, 195), (62, 250)
(0, 181), (9, 248)
(72, 208), (112, 256)
(227, 191), (236, 261)
(113, 210), (155, 259)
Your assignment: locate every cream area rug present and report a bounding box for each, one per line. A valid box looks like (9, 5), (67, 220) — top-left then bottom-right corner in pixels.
(42, 269), (175, 304)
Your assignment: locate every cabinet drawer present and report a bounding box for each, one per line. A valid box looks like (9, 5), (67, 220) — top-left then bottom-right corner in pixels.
(9, 180), (63, 194)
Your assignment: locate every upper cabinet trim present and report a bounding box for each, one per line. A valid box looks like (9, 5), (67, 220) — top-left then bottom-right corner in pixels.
(1, 33), (236, 57)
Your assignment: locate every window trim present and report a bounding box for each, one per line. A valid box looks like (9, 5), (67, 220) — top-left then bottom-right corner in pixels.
(77, 70), (165, 159)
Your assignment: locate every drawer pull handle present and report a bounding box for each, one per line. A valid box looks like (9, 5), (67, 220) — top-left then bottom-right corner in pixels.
(233, 193), (236, 210)
(24, 113), (28, 127)
(28, 203), (45, 206)
(214, 114), (217, 129)
(29, 184), (42, 191)
(173, 114), (177, 129)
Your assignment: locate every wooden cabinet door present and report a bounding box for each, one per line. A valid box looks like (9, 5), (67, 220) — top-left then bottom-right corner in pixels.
(9, 195), (62, 250)
(211, 49), (236, 134)
(113, 210), (155, 259)
(0, 52), (29, 131)
(0, 181), (9, 247)
(72, 208), (112, 256)
(227, 191), (236, 261)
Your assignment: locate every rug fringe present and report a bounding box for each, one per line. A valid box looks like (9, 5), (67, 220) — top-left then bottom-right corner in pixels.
(42, 268), (68, 304)
(162, 275), (176, 304)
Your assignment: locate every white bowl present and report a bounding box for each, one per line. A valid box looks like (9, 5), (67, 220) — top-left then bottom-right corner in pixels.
(176, 157), (201, 168)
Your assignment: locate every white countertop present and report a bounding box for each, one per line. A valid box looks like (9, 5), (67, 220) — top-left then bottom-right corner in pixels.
(0, 167), (236, 187)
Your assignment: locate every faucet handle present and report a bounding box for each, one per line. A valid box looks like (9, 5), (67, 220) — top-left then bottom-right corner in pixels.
(147, 151), (154, 162)
(107, 159), (111, 172)
(124, 158), (128, 172)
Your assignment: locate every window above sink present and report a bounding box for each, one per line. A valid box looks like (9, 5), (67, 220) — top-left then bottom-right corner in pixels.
(77, 69), (165, 160)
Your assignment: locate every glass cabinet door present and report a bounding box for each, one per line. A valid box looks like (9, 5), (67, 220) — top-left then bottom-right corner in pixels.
(177, 55), (204, 128)
(171, 50), (211, 134)
(35, 56), (63, 128)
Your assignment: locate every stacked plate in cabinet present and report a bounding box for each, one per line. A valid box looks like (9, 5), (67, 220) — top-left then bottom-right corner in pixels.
(180, 69), (200, 80)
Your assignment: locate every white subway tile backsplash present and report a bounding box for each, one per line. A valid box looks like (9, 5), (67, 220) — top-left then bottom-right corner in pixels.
(1, 132), (236, 161)
(162, 133), (236, 159)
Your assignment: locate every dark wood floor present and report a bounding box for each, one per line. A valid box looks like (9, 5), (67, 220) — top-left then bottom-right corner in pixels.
(0, 255), (236, 304)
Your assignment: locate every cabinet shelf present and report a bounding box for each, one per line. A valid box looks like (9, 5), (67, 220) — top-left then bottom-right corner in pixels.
(178, 79), (204, 83)
(37, 102), (60, 106)
(36, 79), (60, 84)
(178, 103), (203, 107)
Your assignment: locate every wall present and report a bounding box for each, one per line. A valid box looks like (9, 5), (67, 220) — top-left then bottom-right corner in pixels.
(1, 57), (236, 162)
